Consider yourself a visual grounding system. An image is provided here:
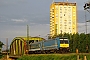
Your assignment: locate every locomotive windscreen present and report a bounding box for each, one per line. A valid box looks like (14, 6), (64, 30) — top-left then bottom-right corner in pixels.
(60, 38), (69, 44)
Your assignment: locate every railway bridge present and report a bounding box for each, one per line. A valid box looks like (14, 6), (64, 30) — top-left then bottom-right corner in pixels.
(10, 37), (45, 55)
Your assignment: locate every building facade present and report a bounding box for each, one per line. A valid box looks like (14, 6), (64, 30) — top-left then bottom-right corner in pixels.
(50, 2), (77, 37)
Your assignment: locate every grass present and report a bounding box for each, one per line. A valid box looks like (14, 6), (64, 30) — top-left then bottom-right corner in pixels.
(17, 54), (77, 60)
(17, 53), (90, 60)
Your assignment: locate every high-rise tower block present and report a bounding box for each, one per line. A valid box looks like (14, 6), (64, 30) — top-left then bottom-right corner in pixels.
(50, 2), (77, 37)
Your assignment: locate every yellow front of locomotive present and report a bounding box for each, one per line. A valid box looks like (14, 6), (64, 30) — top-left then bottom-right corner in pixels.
(60, 38), (69, 53)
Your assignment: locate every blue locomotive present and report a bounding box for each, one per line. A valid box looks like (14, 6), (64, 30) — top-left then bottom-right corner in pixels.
(29, 37), (69, 54)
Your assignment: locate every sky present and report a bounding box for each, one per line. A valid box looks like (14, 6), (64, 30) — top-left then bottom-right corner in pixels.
(0, 0), (90, 45)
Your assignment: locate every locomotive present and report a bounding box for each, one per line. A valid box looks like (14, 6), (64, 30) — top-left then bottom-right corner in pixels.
(29, 37), (69, 54)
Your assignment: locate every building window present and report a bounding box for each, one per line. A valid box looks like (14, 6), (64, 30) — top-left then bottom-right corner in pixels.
(52, 17), (54, 18)
(64, 22), (66, 24)
(65, 25), (67, 26)
(60, 7), (62, 9)
(73, 7), (75, 8)
(60, 12), (62, 13)
(69, 16), (71, 18)
(60, 16), (62, 18)
(68, 13), (71, 16)
(60, 22), (62, 23)
(68, 9), (71, 11)
(64, 7), (66, 8)
(69, 22), (71, 24)
(60, 9), (62, 10)
(56, 14), (58, 17)
(60, 14), (62, 16)
(69, 20), (71, 21)
(64, 14), (65, 16)
(60, 27), (62, 29)
(68, 7), (71, 8)
(64, 20), (67, 21)
(65, 9), (67, 11)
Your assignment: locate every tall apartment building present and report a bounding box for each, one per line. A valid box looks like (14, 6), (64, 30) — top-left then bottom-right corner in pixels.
(50, 2), (77, 37)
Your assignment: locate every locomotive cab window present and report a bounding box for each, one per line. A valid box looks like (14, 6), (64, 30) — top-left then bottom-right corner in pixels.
(60, 39), (69, 44)
(35, 40), (38, 42)
(29, 40), (34, 43)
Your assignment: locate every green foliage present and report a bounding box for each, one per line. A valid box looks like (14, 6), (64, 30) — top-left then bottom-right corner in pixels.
(0, 54), (3, 59)
(86, 54), (90, 60)
(0, 41), (4, 48)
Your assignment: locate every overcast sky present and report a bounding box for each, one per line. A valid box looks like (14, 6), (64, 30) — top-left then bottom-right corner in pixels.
(0, 0), (90, 45)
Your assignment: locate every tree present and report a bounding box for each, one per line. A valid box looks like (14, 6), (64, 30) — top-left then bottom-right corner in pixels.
(0, 41), (4, 48)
